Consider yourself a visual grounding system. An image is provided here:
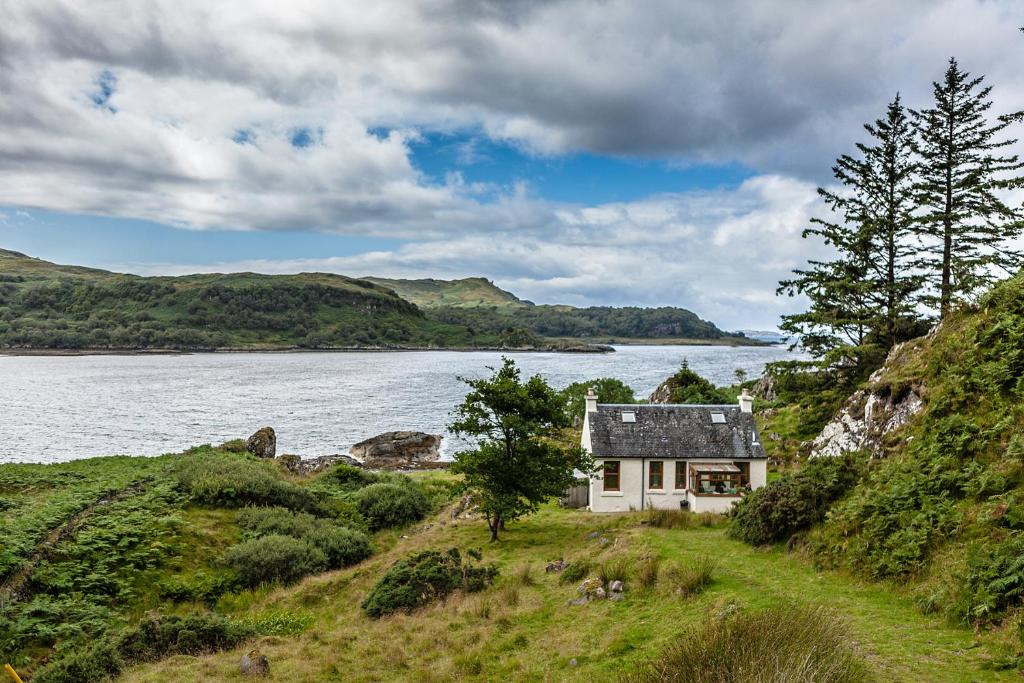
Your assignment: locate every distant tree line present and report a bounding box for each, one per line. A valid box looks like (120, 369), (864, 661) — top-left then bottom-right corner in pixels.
(430, 304), (736, 340)
(781, 56), (1024, 380)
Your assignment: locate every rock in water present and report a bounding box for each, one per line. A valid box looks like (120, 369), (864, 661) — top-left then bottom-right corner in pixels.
(349, 431), (442, 470)
(240, 650), (270, 677)
(246, 427), (276, 459)
(277, 453), (302, 473)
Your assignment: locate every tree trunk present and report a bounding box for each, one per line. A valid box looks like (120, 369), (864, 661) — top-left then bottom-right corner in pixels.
(489, 513), (502, 542)
(941, 110), (954, 317)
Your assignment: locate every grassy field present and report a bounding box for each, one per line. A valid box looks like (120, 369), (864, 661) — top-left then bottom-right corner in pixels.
(118, 504), (1011, 683)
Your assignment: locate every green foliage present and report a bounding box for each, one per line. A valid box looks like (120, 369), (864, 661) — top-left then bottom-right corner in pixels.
(911, 58), (1024, 315)
(660, 360), (733, 404)
(624, 606), (868, 683)
(559, 560), (592, 585)
(729, 454), (861, 546)
(172, 449), (324, 514)
(222, 534), (328, 588)
(561, 378), (636, 425)
(450, 357), (594, 540)
(956, 535), (1024, 623)
(663, 556), (717, 597)
(157, 570), (239, 605)
(33, 613), (253, 683)
(236, 506), (372, 568)
(353, 482), (431, 531)
(361, 548), (498, 618)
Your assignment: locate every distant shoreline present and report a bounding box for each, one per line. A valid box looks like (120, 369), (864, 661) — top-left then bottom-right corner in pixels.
(0, 338), (773, 357)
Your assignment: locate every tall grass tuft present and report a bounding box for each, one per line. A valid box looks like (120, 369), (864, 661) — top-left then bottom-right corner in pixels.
(559, 559), (593, 585)
(598, 557), (630, 585)
(646, 508), (695, 529)
(623, 605), (869, 683)
(664, 555), (717, 597)
(636, 555), (662, 589)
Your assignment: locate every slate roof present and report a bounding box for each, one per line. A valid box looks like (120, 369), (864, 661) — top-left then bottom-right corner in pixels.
(586, 404), (767, 460)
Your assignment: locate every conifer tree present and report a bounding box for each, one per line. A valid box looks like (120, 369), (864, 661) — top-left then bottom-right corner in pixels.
(779, 96), (922, 368)
(910, 58), (1024, 316)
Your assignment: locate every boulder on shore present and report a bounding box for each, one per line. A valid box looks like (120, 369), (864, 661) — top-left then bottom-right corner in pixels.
(246, 427), (276, 458)
(291, 453), (363, 475)
(349, 431), (442, 470)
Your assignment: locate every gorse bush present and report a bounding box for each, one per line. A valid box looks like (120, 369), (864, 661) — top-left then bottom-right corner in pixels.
(354, 481), (431, 531)
(361, 548), (498, 618)
(223, 534), (328, 587)
(33, 613), (253, 683)
(728, 453), (861, 546)
(623, 606), (868, 683)
(236, 506), (372, 569)
(173, 449), (324, 514)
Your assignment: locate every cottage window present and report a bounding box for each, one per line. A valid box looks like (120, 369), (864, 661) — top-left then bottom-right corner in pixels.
(735, 461), (751, 487)
(648, 461), (663, 489)
(690, 464), (742, 496)
(603, 461), (620, 492)
(674, 461), (687, 489)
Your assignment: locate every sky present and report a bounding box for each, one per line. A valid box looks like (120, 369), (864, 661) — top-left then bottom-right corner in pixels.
(1, 1), (1023, 329)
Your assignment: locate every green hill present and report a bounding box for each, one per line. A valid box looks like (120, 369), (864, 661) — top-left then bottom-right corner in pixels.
(364, 277), (527, 309)
(0, 249), (753, 351)
(0, 249), (542, 351)
(744, 271), (1024, 663)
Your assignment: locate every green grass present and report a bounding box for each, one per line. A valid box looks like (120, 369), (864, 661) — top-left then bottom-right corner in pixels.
(116, 504), (1014, 682)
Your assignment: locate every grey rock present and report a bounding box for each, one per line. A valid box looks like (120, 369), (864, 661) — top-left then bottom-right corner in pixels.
(609, 580), (624, 593)
(594, 587), (607, 599)
(568, 597), (588, 606)
(350, 431), (443, 470)
(811, 339), (927, 459)
(609, 593), (625, 602)
(240, 650), (269, 677)
(246, 427), (276, 459)
(294, 453), (362, 474)
(587, 531), (600, 539)
(545, 559), (567, 573)
(569, 658), (578, 667)
(277, 453), (302, 473)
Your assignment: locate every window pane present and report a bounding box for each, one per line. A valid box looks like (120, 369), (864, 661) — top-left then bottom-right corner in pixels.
(603, 461), (620, 492)
(675, 462), (686, 489)
(649, 461), (663, 489)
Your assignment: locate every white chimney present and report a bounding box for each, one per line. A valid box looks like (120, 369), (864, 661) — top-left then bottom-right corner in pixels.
(585, 387), (599, 414)
(739, 388), (754, 414)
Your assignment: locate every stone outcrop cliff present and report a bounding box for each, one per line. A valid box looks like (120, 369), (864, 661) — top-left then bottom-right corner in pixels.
(349, 431), (443, 470)
(810, 339), (929, 458)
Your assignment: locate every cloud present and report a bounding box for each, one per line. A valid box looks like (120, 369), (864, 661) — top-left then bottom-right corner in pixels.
(1, 0), (1023, 327)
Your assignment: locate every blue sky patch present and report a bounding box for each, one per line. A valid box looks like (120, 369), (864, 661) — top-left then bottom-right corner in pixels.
(90, 70), (117, 112)
(408, 131), (753, 204)
(232, 128), (256, 145)
(290, 126), (322, 149)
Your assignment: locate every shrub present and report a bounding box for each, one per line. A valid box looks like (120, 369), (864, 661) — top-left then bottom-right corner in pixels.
(238, 506), (373, 569)
(955, 534), (1024, 623)
(173, 451), (324, 514)
(361, 548), (498, 618)
(354, 481), (431, 531)
(157, 570), (239, 605)
(223, 534), (328, 587)
(623, 606), (868, 683)
(728, 453), (861, 545)
(559, 560), (592, 585)
(304, 526), (372, 568)
(315, 463), (383, 493)
(33, 613), (253, 683)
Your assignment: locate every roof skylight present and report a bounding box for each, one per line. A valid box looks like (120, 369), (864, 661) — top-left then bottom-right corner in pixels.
(710, 412), (726, 424)
(621, 411), (636, 423)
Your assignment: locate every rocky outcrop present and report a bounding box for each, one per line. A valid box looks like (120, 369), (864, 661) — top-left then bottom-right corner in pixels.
(349, 431), (442, 470)
(648, 379), (673, 404)
(246, 427), (276, 459)
(240, 650), (269, 677)
(811, 342), (926, 459)
(292, 454), (364, 475)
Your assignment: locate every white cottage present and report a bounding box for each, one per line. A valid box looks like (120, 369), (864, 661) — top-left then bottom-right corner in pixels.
(581, 389), (767, 514)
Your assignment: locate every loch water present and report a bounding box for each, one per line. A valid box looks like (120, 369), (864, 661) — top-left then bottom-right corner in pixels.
(0, 345), (802, 463)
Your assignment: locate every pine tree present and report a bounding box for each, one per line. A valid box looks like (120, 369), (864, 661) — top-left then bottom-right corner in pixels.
(779, 96), (922, 368)
(858, 94), (926, 346)
(910, 58), (1024, 316)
